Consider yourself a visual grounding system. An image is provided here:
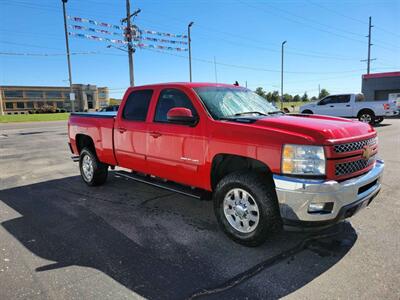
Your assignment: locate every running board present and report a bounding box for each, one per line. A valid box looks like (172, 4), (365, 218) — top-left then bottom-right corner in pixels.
(114, 170), (208, 200)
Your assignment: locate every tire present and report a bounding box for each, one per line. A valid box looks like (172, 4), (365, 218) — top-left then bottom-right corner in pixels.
(213, 171), (282, 247)
(302, 110), (313, 114)
(358, 110), (375, 124)
(79, 147), (108, 186)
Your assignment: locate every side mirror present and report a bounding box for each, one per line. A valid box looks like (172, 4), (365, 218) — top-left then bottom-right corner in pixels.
(167, 107), (198, 125)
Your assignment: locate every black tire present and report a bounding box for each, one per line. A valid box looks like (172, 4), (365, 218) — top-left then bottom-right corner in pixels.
(357, 110), (375, 124)
(302, 110), (313, 114)
(213, 171), (282, 247)
(79, 147), (108, 186)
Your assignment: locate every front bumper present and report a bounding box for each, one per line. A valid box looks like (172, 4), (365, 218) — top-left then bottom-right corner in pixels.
(273, 159), (384, 227)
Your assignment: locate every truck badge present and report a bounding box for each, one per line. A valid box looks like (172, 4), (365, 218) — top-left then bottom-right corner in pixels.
(362, 145), (373, 160)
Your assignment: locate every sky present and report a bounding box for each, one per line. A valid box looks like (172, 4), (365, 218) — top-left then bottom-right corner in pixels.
(0, 0), (399, 99)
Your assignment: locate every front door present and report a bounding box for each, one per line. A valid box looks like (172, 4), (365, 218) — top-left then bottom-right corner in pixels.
(146, 88), (207, 188)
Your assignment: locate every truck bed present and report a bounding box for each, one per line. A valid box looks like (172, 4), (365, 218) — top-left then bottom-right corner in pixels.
(70, 112), (117, 118)
(68, 112), (117, 166)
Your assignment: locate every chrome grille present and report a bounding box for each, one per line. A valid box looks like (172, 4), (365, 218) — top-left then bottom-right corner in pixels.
(334, 137), (377, 153)
(335, 157), (375, 176)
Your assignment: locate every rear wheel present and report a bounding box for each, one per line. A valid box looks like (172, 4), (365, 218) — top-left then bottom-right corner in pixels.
(213, 171), (282, 247)
(358, 110), (375, 124)
(79, 147), (108, 186)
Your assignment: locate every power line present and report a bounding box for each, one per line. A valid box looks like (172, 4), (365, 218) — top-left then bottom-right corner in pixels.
(0, 51), (102, 56)
(307, 0), (400, 38)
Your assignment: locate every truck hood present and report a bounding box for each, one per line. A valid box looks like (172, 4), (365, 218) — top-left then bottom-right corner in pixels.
(254, 114), (375, 144)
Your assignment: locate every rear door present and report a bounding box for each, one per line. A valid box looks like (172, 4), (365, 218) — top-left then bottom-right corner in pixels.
(114, 89), (154, 172)
(146, 87), (208, 188)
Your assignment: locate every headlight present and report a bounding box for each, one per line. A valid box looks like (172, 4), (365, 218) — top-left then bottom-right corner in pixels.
(282, 145), (325, 175)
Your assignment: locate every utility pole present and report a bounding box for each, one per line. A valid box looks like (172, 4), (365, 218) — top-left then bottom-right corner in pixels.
(121, 1), (140, 87)
(318, 84), (321, 98)
(62, 0), (75, 112)
(281, 40), (287, 111)
(188, 22), (194, 82)
(367, 16), (373, 74)
(214, 56), (218, 83)
(361, 16), (375, 74)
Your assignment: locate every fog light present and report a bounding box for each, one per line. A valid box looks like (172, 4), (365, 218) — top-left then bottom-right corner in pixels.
(308, 202), (334, 214)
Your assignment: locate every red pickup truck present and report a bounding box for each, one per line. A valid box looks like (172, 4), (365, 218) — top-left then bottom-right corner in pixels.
(68, 83), (384, 246)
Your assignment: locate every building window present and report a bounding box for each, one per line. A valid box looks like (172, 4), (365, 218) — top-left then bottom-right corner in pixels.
(5, 102), (14, 109)
(16, 102), (25, 109)
(46, 91), (63, 98)
(375, 89), (400, 101)
(25, 91), (43, 98)
(87, 94), (94, 109)
(56, 102), (64, 108)
(4, 90), (23, 98)
(26, 102), (34, 108)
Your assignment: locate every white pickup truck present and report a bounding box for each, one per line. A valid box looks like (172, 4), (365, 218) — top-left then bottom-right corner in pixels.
(300, 93), (398, 124)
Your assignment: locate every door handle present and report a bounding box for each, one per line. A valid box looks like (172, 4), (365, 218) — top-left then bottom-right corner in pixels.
(329, 105), (334, 107)
(346, 105), (351, 107)
(150, 131), (162, 138)
(118, 127), (127, 133)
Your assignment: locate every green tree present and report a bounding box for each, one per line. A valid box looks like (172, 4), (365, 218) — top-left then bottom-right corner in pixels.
(255, 87), (266, 99)
(293, 94), (301, 102)
(283, 93), (293, 102)
(301, 92), (309, 102)
(310, 96), (317, 101)
(319, 88), (329, 99)
(270, 91), (280, 102)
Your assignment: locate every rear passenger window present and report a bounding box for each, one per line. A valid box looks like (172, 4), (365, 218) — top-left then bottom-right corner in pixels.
(154, 89), (197, 122)
(122, 90), (153, 121)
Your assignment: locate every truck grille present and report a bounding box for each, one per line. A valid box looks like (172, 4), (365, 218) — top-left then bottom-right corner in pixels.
(334, 137), (377, 153)
(335, 157), (375, 176)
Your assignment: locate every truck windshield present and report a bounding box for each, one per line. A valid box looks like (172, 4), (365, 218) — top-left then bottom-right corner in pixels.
(193, 86), (280, 120)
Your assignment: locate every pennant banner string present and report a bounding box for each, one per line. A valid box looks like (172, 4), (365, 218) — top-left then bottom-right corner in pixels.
(138, 36), (187, 45)
(68, 16), (188, 39)
(69, 24), (122, 37)
(69, 32), (188, 51)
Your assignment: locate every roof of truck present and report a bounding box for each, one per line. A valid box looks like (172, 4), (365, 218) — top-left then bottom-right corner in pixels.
(127, 82), (241, 89)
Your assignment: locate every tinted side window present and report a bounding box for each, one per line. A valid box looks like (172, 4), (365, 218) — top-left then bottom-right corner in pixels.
(154, 89), (197, 122)
(334, 95), (351, 103)
(319, 97), (332, 105)
(122, 90), (153, 121)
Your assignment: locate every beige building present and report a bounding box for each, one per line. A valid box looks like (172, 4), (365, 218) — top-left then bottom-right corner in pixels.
(0, 84), (109, 115)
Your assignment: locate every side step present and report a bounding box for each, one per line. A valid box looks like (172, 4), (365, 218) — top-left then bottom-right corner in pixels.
(114, 170), (208, 200)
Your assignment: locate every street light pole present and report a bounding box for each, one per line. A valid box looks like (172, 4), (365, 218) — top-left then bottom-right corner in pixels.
(280, 40), (287, 111)
(188, 22), (194, 82)
(62, 0), (74, 112)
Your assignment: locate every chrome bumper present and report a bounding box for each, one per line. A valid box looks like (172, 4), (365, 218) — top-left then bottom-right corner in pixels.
(273, 160), (384, 224)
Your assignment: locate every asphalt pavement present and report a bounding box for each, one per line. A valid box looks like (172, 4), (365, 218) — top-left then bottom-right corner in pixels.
(0, 119), (399, 300)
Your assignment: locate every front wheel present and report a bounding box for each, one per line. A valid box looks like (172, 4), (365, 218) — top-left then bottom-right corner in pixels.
(301, 110), (313, 114)
(213, 171), (282, 247)
(79, 147), (108, 186)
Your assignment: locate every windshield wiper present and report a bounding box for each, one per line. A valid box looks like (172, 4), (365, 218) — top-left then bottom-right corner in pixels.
(268, 110), (284, 115)
(233, 111), (268, 116)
